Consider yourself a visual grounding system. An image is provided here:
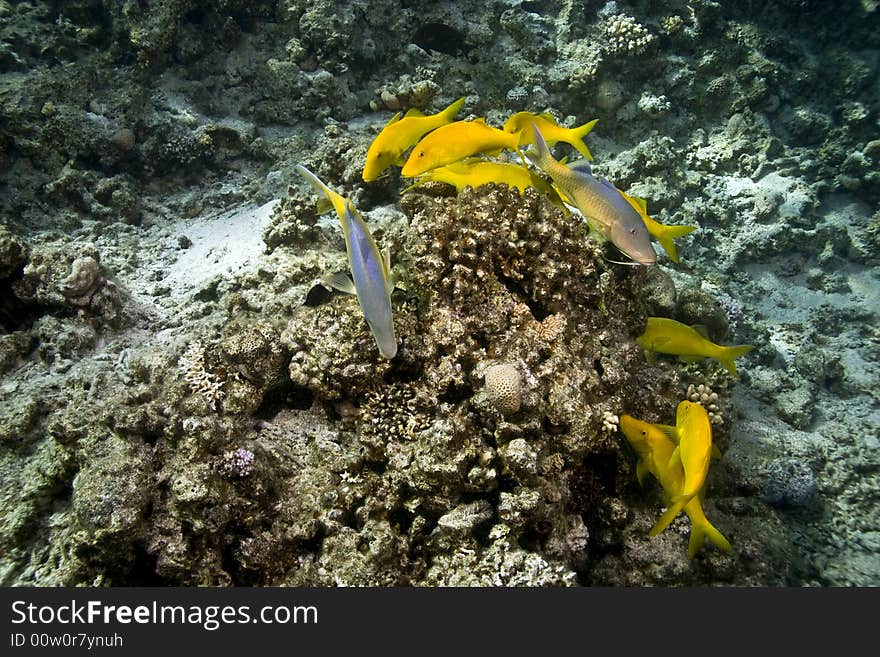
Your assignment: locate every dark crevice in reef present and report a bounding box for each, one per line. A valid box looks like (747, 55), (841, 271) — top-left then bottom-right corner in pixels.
(0, 281), (42, 333)
(222, 529), (262, 586)
(496, 273), (551, 321)
(364, 459), (387, 477)
(303, 283), (333, 307)
(410, 23), (468, 55)
(384, 357), (424, 385)
(541, 417), (570, 436)
(437, 381), (473, 405)
(115, 542), (170, 586)
(283, 384), (315, 411)
(573, 450), (622, 503)
(255, 379), (298, 418)
(388, 506), (414, 535)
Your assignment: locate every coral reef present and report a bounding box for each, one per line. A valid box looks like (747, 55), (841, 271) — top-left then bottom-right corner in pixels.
(0, 0), (877, 587)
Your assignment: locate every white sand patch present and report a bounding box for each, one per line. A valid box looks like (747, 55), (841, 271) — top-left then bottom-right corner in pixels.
(163, 200), (277, 297)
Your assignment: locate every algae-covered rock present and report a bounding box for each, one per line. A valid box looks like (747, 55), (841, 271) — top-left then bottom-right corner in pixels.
(1, 0), (875, 588)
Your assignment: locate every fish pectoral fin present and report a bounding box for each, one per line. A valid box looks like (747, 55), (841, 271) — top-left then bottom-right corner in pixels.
(322, 272), (357, 295)
(642, 348), (658, 365)
(691, 324), (710, 338)
(656, 424), (679, 444)
(636, 460), (650, 486)
(712, 444), (723, 460)
(315, 197), (334, 214)
(666, 445), (682, 471)
(394, 153), (409, 167)
(649, 499), (686, 537)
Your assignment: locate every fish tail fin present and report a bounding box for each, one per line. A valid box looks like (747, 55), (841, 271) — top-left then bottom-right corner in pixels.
(717, 344), (755, 375)
(648, 499), (686, 537)
(295, 164), (332, 198)
(295, 164), (348, 219)
(655, 224), (698, 263)
(440, 96), (466, 122)
(688, 516), (732, 558)
(571, 118), (598, 161)
(526, 123), (556, 169)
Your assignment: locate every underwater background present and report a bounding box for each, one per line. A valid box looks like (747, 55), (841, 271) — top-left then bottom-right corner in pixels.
(0, 0), (877, 586)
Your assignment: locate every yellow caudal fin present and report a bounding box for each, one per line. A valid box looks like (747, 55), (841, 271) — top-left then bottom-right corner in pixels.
(571, 118), (598, 161)
(295, 165), (347, 219)
(649, 499), (686, 537)
(688, 517), (732, 558)
(716, 344), (755, 375)
(654, 224), (698, 263)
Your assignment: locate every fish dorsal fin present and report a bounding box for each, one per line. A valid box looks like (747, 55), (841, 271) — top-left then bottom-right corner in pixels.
(631, 195), (648, 213)
(473, 117), (487, 124)
(569, 159), (593, 175)
(385, 111), (402, 127)
(322, 272), (357, 295)
(537, 112), (557, 123)
(598, 177), (617, 191)
(656, 424), (679, 444)
(403, 107), (424, 118)
(691, 324), (710, 339)
(712, 444), (722, 460)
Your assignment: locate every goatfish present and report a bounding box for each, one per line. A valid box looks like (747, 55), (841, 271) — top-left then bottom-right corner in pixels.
(362, 97), (465, 182)
(400, 118), (525, 178)
(504, 111), (598, 161)
(620, 413), (731, 557)
(526, 123), (656, 266)
(637, 317), (754, 375)
(295, 165), (397, 359)
(648, 400), (715, 536)
(617, 189), (697, 263)
(402, 159), (562, 203)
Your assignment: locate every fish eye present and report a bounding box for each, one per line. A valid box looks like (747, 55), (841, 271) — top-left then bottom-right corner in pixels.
(629, 228), (637, 235)
(418, 151), (425, 157)
(641, 431), (646, 436)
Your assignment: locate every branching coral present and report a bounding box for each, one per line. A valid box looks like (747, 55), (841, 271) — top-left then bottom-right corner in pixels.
(178, 341), (225, 411)
(604, 14), (655, 55)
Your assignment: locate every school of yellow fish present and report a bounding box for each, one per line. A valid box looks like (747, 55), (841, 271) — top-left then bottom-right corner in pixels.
(297, 96), (756, 559)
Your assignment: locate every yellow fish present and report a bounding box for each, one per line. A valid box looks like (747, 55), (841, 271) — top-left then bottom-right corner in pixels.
(620, 413), (731, 557)
(402, 159), (561, 202)
(658, 401), (714, 528)
(617, 189), (697, 263)
(504, 111), (598, 161)
(362, 97), (465, 182)
(637, 317), (754, 375)
(400, 119), (524, 178)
